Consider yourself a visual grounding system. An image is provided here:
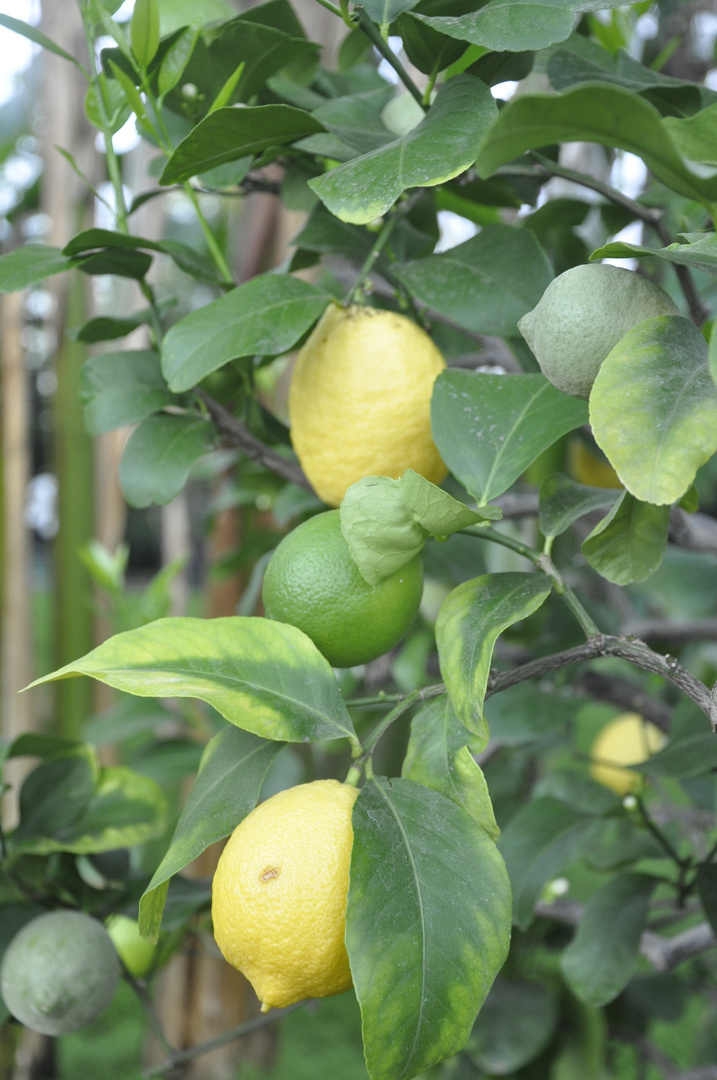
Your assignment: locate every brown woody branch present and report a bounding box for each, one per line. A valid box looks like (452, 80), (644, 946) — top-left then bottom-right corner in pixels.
(195, 388), (313, 492)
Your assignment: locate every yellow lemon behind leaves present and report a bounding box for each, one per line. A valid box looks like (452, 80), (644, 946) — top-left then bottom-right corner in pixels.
(589, 713), (667, 796)
(289, 303), (447, 507)
(212, 780), (359, 1012)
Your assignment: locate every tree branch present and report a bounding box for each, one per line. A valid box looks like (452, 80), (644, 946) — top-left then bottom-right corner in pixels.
(195, 389), (313, 491)
(535, 898), (717, 973)
(486, 634), (716, 730)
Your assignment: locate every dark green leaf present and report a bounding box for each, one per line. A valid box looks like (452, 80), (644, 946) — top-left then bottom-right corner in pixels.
(360, 0), (420, 23)
(119, 413), (216, 507)
(71, 311), (152, 343)
(431, 370), (588, 505)
(475, 85), (717, 205)
(12, 752), (96, 848)
(312, 94), (394, 155)
(139, 726), (284, 940)
(436, 572), (552, 740)
(80, 350), (175, 435)
(413, 0), (596, 55)
(402, 696), (499, 838)
(63, 228), (221, 285)
(470, 977), (560, 1074)
(0, 246), (75, 292)
(160, 105), (324, 185)
(347, 778), (511, 1080)
(561, 874), (657, 1006)
(590, 316), (717, 505)
(632, 733), (717, 779)
(393, 224), (553, 337)
(697, 864), (717, 935)
(582, 492), (670, 585)
(484, 683), (577, 744)
(77, 249), (153, 280)
(310, 75), (497, 225)
(499, 797), (604, 929)
(539, 472), (621, 539)
(161, 274), (330, 392)
(27, 616), (357, 744)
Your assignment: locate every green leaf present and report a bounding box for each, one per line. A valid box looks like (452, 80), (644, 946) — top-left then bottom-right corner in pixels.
(71, 311), (152, 343)
(582, 492), (670, 585)
(632, 733), (717, 779)
(591, 233), (717, 276)
(157, 0), (235, 36)
(590, 315), (717, 505)
(207, 60), (246, 114)
(436, 572), (552, 740)
(475, 84), (717, 206)
(360, 0), (420, 23)
(560, 874), (657, 1006)
(161, 274), (330, 392)
(157, 27), (199, 98)
(431, 370), (588, 505)
(484, 682), (576, 745)
(63, 228), (221, 286)
(347, 778), (511, 1080)
(697, 864), (717, 935)
(0, 14), (85, 70)
(80, 350), (175, 435)
(402, 696), (499, 838)
(664, 105), (717, 167)
(470, 977), (560, 1074)
(393, 224), (554, 337)
(414, 0), (604, 55)
(45, 766), (167, 855)
(119, 413), (216, 507)
(131, 0), (160, 67)
(139, 726), (284, 941)
(160, 105), (324, 185)
(498, 797), (604, 930)
(312, 94), (394, 156)
(0, 246), (75, 292)
(340, 471), (486, 586)
(27, 616), (357, 744)
(309, 75), (497, 225)
(11, 751), (97, 849)
(539, 473), (621, 539)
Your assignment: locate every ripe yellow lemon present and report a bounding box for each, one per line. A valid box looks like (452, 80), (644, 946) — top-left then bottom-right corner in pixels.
(567, 437), (622, 489)
(262, 510), (423, 667)
(589, 713), (667, 796)
(518, 265), (679, 400)
(212, 780), (359, 1011)
(0, 911), (120, 1036)
(289, 303), (447, 506)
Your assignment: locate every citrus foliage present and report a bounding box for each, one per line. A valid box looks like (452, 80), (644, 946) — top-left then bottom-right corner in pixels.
(1, 1), (717, 1078)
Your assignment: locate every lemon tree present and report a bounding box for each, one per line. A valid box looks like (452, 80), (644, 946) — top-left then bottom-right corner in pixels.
(3, 2), (717, 1079)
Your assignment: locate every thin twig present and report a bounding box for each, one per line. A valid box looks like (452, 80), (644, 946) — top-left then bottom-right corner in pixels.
(142, 1003), (303, 1078)
(195, 389), (313, 491)
(353, 7), (426, 109)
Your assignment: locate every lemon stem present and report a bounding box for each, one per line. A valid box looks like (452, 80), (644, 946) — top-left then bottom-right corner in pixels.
(343, 211), (401, 306)
(344, 765), (362, 787)
(462, 525), (600, 639)
(353, 8), (426, 110)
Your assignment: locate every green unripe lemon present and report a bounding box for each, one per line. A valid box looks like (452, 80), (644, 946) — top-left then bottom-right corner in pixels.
(518, 264), (679, 399)
(0, 911), (120, 1036)
(262, 510), (423, 667)
(106, 915), (157, 978)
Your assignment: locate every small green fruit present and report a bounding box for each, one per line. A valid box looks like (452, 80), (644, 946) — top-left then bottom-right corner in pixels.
(518, 264), (679, 399)
(0, 911), (120, 1036)
(106, 915), (156, 978)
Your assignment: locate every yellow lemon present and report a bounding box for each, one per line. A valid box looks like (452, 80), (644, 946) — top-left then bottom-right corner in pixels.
(567, 437), (622, 489)
(589, 713), (667, 796)
(212, 780), (359, 1012)
(289, 303), (447, 506)
(518, 265), (679, 400)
